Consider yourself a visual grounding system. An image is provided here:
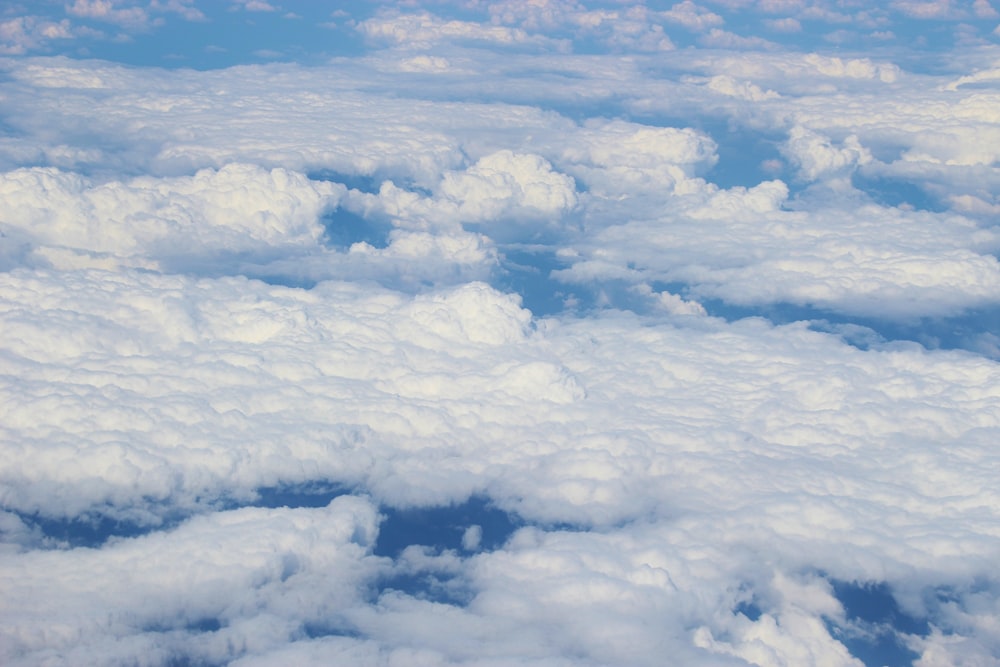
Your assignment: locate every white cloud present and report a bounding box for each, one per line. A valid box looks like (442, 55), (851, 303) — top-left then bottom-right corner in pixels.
(695, 573), (862, 666)
(395, 54), (452, 72)
(801, 53), (901, 81)
(438, 150), (578, 223)
(485, 1), (676, 51)
(0, 16), (75, 55)
(151, 0), (206, 21)
(344, 229), (500, 291)
(764, 16), (803, 32)
(0, 164), (341, 272)
(461, 524), (483, 550)
(553, 176), (1000, 318)
(231, 0), (279, 11)
(358, 10), (559, 49)
(0, 497), (383, 666)
(891, 0), (961, 19)
(559, 119), (718, 196)
(944, 65), (1000, 89)
(782, 125), (873, 180)
(705, 74), (781, 100)
(487, 0), (588, 30)
(974, 0), (1000, 18)
(662, 1), (725, 31)
(700, 28), (779, 49)
(66, 0), (151, 29)
(332, 150), (577, 250)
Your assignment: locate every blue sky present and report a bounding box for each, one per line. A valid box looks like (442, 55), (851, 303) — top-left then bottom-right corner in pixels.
(2, 2), (1000, 666)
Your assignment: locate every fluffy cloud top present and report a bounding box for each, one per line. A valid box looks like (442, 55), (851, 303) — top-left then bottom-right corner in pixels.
(782, 125), (873, 180)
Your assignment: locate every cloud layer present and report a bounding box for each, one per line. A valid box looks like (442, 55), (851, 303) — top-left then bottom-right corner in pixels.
(1, 2), (1000, 666)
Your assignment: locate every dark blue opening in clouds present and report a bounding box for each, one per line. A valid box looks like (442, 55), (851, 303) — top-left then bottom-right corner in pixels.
(497, 246), (578, 317)
(829, 579), (928, 667)
(252, 482), (348, 509)
(374, 495), (521, 558)
(307, 170), (382, 194)
(853, 173), (947, 212)
(321, 207), (391, 250)
(17, 511), (167, 549)
(734, 599), (763, 622)
(685, 293), (1000, 359)
(15, 482), (351, 548)
(372, 497), (524, 604)
(703, 122), (792, 190)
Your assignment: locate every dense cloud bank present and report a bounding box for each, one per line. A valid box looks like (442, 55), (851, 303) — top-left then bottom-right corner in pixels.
(1, 2), (1000, 666)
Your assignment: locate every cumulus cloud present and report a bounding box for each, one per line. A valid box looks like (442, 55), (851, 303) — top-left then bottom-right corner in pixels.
(552, 175), (1000, 318)
(0, 497), (383, 666)
(782, 125), (873, 180)
(558, 119), (718, 196)
(438, 150), (578, 223)
(333, 150), (577, 249)
(0, 164), (342, 272)
(802, 52), (901, 81)
(705, 74), (780, 100)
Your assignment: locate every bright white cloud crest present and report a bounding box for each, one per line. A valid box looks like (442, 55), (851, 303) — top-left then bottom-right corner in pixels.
(1, 2), (1000, 666)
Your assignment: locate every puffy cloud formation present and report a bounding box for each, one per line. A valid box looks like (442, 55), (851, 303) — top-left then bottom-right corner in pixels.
(438, 150), (578, 223)
(782, 126), (873, 181)
(2, 267), (999, 664)
(2, 2), (1000, 666)
(0, 164), (341, 271)
(560, 119), (718, 195)
(554, 177), (1000, 318)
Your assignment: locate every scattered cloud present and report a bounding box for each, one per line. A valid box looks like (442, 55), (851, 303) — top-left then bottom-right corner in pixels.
(662, 1), (725, 31)
(358, 9), (560, 49)
(700, 27), (779, 49)
(231, 0), (279, 11)
(66, 0), (151, 29)
(0, 16), (74, 54)
(764, 16), (802, 32)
